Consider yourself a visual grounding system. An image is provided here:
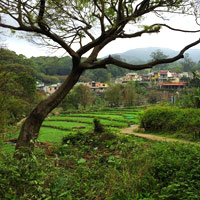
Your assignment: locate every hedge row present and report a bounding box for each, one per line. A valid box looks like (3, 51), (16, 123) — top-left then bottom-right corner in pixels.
(140, 107), (200, 136)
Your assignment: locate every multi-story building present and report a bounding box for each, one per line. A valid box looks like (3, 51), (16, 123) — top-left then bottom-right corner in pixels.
(159, 70), (173, 82)
(79, 81), (108, 92)
(115, 73), (141, 84)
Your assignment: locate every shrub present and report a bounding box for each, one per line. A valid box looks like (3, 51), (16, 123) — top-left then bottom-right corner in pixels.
(140, 106), (200, 138)
(0, 151), (51, 200)
(1, 130), (200, 199)
(93, 118), (104, 133)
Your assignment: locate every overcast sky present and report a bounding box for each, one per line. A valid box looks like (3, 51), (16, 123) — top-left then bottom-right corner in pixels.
(1, 13), (200, 58)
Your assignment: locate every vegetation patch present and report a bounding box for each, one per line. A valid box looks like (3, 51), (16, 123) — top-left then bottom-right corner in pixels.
(140, 106), (200, 140)
(1, 130), (200, 199)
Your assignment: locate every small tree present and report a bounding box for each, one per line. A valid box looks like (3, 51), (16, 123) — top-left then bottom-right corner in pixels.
(105, 84), (122, 106)
(150, 50), (169, 71)
(61, 84), (92, 110)
(123, 82), (137, 106)
(180, 53), (196, 72)
(0, 0), (200, 155)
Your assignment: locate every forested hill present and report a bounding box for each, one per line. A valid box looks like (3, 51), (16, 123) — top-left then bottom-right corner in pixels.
(1, 48), (200, 84)
(0, 48), (129, 83)
(29, 55), (129, 83)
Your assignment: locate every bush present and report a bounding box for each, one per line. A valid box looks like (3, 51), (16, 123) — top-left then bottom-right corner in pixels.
(0, 151), (51, 200)
(149, 143), (200, 200)
(93, 118), (104, 133)
(140, 106), (200, 138)
(176, 88), (200, 108)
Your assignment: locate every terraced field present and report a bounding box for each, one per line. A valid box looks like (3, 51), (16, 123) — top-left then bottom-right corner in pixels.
(4, 108), (143, 152)
(40, 108), (143, 143)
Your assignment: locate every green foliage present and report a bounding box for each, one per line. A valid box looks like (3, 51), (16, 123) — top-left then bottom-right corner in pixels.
(30, 55), (131, 83)
(1, 115), (200, 199)
(150, 49), (169, 71)
(167, 64), (183, 73)
(84, 68), (111, 82)
(147, 90), (159, 104)
(180, 53), (195, 72)
(123, 82), (137, 106)
(30, 56), (72, 76)
(61, 84), (92, 110)
(176, 88), (200, 108)
(0, 151), (54, 200)
(105, 84), (122, 106)
(0, 49), (37, 132)
(140, 106), (200, 139)
(190, 77), (200, 88)
(149, 142), (200, 200)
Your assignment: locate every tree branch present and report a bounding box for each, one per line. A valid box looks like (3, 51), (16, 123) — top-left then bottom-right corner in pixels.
(119, 26), (161, 38)
(153, 23), (200, 33)
(87, 38), (200, 70)
(119, 23), (200, 39)
(38, 0), (49, 31)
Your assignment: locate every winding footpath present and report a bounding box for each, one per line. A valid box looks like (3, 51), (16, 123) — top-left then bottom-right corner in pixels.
(122, 125), (200, 146)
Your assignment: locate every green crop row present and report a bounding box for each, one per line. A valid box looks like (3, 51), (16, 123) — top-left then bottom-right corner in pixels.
(42, 121), (92, 130)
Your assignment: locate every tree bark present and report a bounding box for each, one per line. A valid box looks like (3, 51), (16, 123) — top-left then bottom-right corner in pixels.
(15, 68), (83, 157)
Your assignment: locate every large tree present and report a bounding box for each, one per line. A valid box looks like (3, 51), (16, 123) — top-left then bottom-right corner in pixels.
(0, 0), (200, 155)
(150, 49), (169, 71)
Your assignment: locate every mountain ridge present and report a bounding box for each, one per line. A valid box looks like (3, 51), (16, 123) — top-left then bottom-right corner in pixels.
(110, 47), (200, 63)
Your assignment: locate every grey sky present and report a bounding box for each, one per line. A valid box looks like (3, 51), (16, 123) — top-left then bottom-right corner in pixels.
(2, 14), (200, 58)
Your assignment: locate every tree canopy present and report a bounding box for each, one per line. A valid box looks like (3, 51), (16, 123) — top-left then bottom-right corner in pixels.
(0, 48), (37, 132)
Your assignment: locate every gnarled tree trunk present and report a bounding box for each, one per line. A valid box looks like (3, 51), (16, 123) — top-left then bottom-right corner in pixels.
(15, 68), (83, 156)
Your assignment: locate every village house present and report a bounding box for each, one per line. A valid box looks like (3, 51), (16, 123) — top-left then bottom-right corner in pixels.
(45, 83), (61, 95)
(87, 81), (108, 92)
(139, 72), (152, 83)
(115, 72), (141, 84)
(36, 81), (45, 90)
(151, 72), (160, 83)
(37, 83), (61, 96)
(77, 81), (108, 92)
(159, 70), (173, 82)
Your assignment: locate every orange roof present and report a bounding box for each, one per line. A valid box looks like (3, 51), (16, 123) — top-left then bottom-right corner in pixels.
(158, 82), (186, 86)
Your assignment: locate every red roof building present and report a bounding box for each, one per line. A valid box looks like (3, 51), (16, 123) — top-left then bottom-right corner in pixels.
(158, 82), (187, 89)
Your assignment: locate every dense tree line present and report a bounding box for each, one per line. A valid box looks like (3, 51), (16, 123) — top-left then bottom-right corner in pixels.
(0, 48), (38, 132)
(30, 53), (200, 82)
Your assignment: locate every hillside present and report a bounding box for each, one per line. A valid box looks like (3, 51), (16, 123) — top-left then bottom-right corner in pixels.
(112, 47), (200, 63)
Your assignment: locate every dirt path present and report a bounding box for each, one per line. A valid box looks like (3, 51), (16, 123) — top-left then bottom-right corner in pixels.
(122, 125), (200, 146)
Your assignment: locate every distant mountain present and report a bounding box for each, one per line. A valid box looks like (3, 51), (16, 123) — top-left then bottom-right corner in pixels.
(111, 47), (200, 63)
